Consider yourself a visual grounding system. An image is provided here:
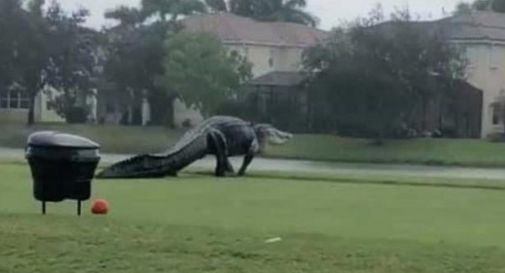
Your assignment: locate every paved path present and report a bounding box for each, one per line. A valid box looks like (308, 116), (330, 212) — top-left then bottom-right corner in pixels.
(2, 147), (505, 180)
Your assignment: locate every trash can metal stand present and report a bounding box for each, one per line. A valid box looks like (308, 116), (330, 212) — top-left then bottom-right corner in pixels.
(26, 131), (101, 215)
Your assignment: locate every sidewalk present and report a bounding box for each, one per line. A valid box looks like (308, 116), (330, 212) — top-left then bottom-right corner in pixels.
(3, 147), (505, 180)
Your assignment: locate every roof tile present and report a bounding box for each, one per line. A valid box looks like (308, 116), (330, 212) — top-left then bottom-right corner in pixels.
(182, 13), (328, 47)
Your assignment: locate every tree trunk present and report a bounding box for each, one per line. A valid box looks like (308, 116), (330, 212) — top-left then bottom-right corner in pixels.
(127, 105), (133, 125)
(165, 95), (176, 128)
(421, 95), (428, 132)
(27, 94), (36, 126)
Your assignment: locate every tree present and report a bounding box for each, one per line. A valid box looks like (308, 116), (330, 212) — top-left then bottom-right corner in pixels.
(102, 1), (252, 125)
(102, 0), (208, 126)
(257, 0), (318, 27)
(3, 0), (96, 124)
(157, 32), (252, 116)
(0, 0), (24, 88)
(104, 5), (145, 26)
(103, 5), (171, 125)
(454, 0), (505, 13)
(14, 0), (51, 125)
(205, 0), (318, 27)
(43, 2), (100, 123)
(455, 2), (474, 14)
(303, 9), (467, 143)
(493, 0), (505, 11)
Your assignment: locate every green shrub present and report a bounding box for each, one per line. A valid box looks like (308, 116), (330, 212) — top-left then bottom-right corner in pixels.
(64, 106), (88, 124)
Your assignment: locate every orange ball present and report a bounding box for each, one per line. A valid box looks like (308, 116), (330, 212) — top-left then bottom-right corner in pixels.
(91, 199), (109, 215)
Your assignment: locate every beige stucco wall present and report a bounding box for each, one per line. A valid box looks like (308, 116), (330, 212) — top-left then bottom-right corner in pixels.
(173, 98), (204, 128)
(226, 43), (304, 77)
(35, 89), (65, 123)
(227, 44), (273, 77)
(460, 41), (505, 138)
(275, 47), (304, 72)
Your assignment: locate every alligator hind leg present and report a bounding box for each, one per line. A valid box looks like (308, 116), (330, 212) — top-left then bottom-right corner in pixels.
(208, 130), (229, 177)
(215, 156), (227, 177)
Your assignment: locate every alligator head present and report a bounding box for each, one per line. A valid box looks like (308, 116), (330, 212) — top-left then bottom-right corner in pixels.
(254, 124), (293, 145)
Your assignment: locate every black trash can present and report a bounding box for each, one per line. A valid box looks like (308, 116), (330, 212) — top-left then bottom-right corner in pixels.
(25, 131), (101, 215)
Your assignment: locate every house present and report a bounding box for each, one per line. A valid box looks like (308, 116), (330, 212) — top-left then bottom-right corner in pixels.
(437, 11), (505, 138)
(0, 85), (100, 124)
(0, 13), (325, 128)
(95, 13), (327, 127)
(237, 11), (498, 138)
(174, 13), (328, 127)
(94, 12), (504, 137)
(182, 13), (328, 77)
(0, 86), (64, 124)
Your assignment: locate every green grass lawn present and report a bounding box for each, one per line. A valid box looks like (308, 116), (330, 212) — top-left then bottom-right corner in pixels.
(2, 123), (505, 167)
(3, 163), (505, 272)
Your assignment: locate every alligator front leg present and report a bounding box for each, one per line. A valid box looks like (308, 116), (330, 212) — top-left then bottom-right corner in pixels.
(225, 158), (235, 174)
(238, 154), (254, 176)
(238, 139), (260, 176)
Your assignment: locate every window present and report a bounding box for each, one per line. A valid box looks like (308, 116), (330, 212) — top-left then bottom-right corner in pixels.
(0, 90), (29, 110)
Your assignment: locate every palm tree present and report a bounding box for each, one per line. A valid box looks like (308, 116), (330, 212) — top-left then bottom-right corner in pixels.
(455, 0), (505, 14)
(104, 6), (145, 27)
(492, 0), (505, 12)
(259, 0), (318, 27)
(205, 0), (318, 27)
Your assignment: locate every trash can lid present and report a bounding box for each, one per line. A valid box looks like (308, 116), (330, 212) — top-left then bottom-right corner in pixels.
(27, 131), (100, 149)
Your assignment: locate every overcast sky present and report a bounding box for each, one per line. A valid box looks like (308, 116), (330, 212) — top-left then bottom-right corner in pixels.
(58, 0), (470, 30)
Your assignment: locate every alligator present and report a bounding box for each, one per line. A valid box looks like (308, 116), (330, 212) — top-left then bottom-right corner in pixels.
(96, 116), (292, 179)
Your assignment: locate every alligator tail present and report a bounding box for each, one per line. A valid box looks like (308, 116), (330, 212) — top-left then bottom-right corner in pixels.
(96, 136), (208, 179)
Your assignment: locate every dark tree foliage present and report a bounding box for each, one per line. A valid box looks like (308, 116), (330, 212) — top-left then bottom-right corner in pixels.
(492, 0), (505, 11)
(455, 0), (505, 13)
(0, 0), (24, 89)
(205, 0), (318, 26)
(13, 0), (51, 125)
(103, 6), (170, 125)
(157, 32), (252, 117)
(303, 9), (467, 143)
(44, 2), (100, 122)
(103, 0), (251, 125)
(0, 0), (97, 124)
(102, 0), (211, 126)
